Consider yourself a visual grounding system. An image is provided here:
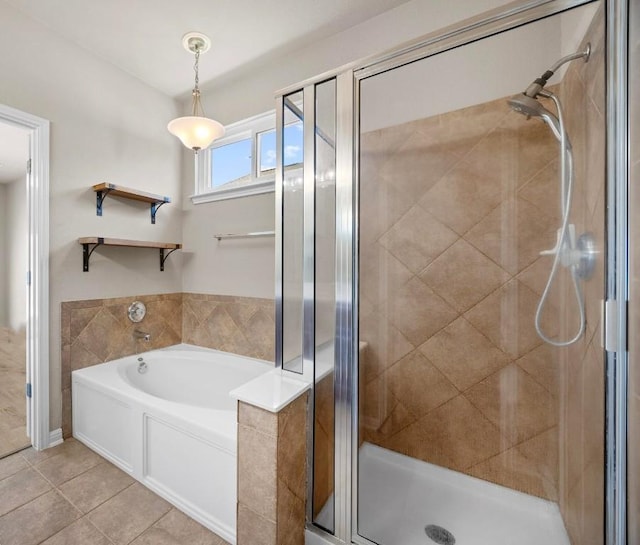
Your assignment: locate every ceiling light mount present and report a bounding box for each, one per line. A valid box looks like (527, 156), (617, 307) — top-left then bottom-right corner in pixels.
(182, 32), (211, 55)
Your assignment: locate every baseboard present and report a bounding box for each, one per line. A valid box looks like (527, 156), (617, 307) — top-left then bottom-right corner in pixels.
(48, 428), (63, 448)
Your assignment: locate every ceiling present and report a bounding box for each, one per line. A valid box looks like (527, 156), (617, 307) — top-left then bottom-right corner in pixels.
(5, 0), (412, 98)
(0, 123), (29, 184)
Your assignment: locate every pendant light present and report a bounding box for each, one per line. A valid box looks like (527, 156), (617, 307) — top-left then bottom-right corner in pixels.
(168, 32), (224, 153)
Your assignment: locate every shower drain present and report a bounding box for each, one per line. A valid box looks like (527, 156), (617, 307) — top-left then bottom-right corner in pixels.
(425, 524), (456, 545)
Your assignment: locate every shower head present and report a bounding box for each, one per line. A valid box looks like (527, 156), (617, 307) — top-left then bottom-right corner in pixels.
(508, 93), (562, 140)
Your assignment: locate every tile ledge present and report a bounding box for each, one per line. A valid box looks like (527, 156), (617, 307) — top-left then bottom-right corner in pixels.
(230, 369), (310, 413)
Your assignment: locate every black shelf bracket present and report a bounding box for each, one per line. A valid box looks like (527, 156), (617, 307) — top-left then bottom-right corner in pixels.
(82, 238), (104, 272)
(96, 189), (114, 216)
(150, 201), (167, 224)
(159, 248), (178, 271)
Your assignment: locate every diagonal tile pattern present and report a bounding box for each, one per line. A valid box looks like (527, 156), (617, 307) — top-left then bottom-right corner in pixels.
(382, 277), (458, 347)
(419, 317), (510, 391)
(360, 11), (605, 519)
(384, 351), (458, 418)
(182, 294), (275, 361)
(419, 158), (504, 236)
(0, 439), (230, 545)
(359, 92), (575, 501)
(419, 238), (510, 312)
(379, 130), (460, 202)
(379, 205), (458, 274)
(549, 15), (606, 544)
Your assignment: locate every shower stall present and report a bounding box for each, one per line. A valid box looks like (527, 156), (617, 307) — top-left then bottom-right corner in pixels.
(275, 1), (632, 544)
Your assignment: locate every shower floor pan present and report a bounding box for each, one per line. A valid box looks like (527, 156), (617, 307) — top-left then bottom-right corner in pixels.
(318, 443), (570, 545)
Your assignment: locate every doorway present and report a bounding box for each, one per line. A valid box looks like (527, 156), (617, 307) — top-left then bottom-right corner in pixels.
(0, 103), (50, 454)
(0, 122), (30, 457)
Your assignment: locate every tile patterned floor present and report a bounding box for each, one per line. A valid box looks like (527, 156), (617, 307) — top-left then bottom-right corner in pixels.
(0, 439), (230, 545)
(0, 327), (30, 458)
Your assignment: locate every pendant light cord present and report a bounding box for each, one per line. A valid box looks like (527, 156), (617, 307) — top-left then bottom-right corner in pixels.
(191, 46), (206, 117)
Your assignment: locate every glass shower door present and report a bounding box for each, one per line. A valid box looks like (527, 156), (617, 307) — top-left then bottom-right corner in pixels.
(356, 3), (605, 544)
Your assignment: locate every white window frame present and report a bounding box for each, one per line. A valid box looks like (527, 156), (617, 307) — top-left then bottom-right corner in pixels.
(191, 110), (276, 204)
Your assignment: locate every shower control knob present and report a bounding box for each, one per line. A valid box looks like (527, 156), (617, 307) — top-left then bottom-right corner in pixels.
(575, 232), (596, 280)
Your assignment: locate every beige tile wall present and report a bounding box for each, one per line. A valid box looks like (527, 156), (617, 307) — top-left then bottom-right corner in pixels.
(237, 394), (308, 545)
(312, 372), (334, 519)
(359, 93), (562, 501)
(312, 341), (368, 520)
(182, 293), (275, 361)
(557, 10), (606, 545)
(61, 292), (275, 437)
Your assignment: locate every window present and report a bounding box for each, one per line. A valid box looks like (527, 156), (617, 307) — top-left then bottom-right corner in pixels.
(257, 122), (304, 176)
(192, 110), (277, 204)
(258, 129), (277, 174)
(211, 138), (252, 189)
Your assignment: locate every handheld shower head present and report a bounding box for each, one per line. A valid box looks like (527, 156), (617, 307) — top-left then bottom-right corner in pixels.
(508, 93), (562, 140)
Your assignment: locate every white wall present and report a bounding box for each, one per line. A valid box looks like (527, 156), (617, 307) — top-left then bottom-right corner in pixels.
(181, 193), (275, 297)
(561, 3), (599, 61)
(195, 0), (514, 124)
(361, 4), (599, 132)
(6, 177), (27, 331)
(0, 184), (7, 327)
(180, 0), (513, 298)
(360, 17), (560, 132)
(0, 1), (182, 431)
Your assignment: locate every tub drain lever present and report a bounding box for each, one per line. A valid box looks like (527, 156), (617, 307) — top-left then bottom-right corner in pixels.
(137, 357), (148, 374)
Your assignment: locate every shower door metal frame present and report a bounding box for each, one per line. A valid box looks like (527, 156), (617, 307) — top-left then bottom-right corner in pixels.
(275, 0), (628, 543)
(605, 0), (629, 544)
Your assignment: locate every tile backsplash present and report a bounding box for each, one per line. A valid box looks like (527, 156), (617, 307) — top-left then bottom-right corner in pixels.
(61, 292), (275, 437)
(183, 293), (275, 362)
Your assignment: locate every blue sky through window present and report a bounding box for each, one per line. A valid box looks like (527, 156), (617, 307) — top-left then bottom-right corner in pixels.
(211, 138), (252, 187)
(260, 122), (304, 172)
(210, 122), (304, 188)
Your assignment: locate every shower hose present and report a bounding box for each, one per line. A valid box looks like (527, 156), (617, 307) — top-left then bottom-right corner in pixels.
(534, 91), (586, 347)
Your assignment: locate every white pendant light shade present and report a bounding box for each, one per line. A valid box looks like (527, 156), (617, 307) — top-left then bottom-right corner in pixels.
(167, 116), (224, 152)
(169, 33), (224, 153)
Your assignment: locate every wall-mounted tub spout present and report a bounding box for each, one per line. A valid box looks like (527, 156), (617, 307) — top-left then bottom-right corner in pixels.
(133, 330), (151, 342)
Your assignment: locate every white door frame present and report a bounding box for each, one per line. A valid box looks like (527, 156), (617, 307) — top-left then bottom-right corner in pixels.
(0, 103), (51, 451)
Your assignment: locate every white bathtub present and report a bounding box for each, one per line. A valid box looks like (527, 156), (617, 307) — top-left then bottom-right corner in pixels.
(71, 344), (272, 544)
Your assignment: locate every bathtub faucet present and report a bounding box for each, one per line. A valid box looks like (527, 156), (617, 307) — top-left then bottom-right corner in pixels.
(133, 329), (151, 342)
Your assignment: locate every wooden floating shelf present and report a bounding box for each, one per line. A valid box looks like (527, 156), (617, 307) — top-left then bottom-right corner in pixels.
(92, 183), (171, 224)
(78, 237), (182, 272)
